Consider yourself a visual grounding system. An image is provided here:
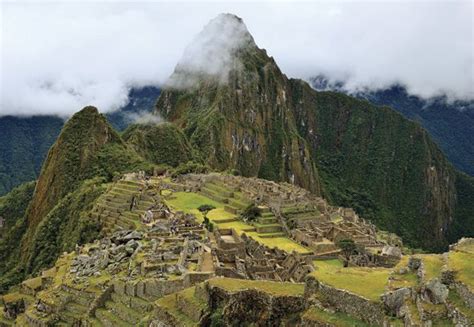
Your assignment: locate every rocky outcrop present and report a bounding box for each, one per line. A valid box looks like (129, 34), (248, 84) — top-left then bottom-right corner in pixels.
(206, 283), (306, 326)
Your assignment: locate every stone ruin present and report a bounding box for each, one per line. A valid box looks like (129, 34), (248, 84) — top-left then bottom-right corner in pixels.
(175, 173), (401, 267)
(213, 229), (314, 282)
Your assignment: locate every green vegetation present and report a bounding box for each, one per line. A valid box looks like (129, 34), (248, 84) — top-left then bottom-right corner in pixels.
(0, 182), (36, 292)
(165, 192), (222, 220)
(26, 178), (107, 274)
(302, 306), (371, 326)
(0, 116), (63, 196)
(208, 278), (304, 296)
(240, 203), (261, 222)
(448, 249), (474, 290)
(312, 259), (390, 301)
(337, 239), (357, 263)
(418, 254), (443, 281)
(123, 123), (195, 167)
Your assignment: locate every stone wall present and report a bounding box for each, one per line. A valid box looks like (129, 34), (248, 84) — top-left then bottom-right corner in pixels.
(455, 282), (474, 309)
(304, 276), (386, 326)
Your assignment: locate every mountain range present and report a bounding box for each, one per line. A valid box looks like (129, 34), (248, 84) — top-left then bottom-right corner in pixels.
(0, 13), (473, 326)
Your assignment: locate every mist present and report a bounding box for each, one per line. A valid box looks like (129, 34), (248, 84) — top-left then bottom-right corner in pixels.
(1, 1), (472, 117)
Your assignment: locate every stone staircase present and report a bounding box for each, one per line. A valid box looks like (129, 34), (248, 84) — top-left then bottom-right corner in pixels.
(199, 180), (251, 215)
(254, 207), (285, 238)
(281, 205), (321, 227)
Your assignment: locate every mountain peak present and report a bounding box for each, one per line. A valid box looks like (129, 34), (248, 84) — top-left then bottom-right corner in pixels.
(166, 13), (256, 88)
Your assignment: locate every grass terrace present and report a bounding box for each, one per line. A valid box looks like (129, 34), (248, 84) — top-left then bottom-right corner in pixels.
(311, 259), (390, 301)
(302, 306), (371, 327)
(418, 254), (443, 281)
(448, 249), (474, 290)
(208, 277), (305, 297)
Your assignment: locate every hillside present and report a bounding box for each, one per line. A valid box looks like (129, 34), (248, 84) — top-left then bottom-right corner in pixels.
(155, 14), (471, 251)
(0, 116), (63, 196)
(311, 76), (474, 177)
(0, 86), (160, 196)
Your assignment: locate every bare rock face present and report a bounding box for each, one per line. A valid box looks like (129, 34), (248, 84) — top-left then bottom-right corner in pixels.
(207, 283), (306, 326)
(382, 288), (411, 317)
(423, 279), (449, 304)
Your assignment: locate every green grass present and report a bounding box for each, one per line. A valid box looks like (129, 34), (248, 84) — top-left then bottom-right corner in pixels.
(165, 192), (223, 213)
(311, 259), (390, 301)
(302, 306), (371, 326)
(246, 232), (311, 254)
(418, 254), (443, 281)
(207, 207), (236, 221)
(448, 250), (474, 290)
(447, 288), (474, 322)
(208, 278), (304, 296)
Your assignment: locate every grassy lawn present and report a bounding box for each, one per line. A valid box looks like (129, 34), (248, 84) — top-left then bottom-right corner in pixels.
(208, 278), (304, 296)
(247, 232), (312, 254)
(302, 306), (371, 327)
(311, 259), (390, 301)
(418, 254), (443, 281)
(448, 250), (474, 290)
(207, 207), (236, 221)
(165, 192), (223, 213)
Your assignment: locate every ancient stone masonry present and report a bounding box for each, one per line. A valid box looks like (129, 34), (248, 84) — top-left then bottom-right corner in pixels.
(177, 173), (401, 267)
(213, 230), (314, 282)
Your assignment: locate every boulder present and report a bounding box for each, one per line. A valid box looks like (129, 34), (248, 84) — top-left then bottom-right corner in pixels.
(424, 279), (449, 304)
(382, 288), (411, 317)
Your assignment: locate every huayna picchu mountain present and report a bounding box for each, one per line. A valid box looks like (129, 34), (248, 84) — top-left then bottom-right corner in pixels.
(155, 14), (471, 251)
(0, 13), (473, 326)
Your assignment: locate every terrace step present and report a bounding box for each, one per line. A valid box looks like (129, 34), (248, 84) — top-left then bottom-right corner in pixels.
(258, 232), (286, 238)
(95, 308), (129, 327)
(255, 224), (283, 234)
(200, 188), (229, 203)
(257, 217), (279, 224)
(104, 300), (142, 325)
(110, 292), (154, 312)
(205, 182), (237, 196)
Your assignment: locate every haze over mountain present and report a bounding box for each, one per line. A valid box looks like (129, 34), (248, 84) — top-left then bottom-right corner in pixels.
(2, 1), (472, 117)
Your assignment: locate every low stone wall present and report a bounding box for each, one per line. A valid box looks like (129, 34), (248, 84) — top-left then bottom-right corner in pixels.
(455, 282), (474, 309)
(304, 276), (386, 326)
(113, 278), (185, 300)
(183, 272), (214, 287)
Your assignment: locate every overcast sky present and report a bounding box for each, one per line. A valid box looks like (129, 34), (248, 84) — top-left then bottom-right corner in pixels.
(1, 1), (473, 117)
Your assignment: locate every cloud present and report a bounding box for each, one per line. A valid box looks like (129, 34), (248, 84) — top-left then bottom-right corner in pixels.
(1, 1), (472, 117)
(167, 13), (254, 89)
(126, 111), (163, 125)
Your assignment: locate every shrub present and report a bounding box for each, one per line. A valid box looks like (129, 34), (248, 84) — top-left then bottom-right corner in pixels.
(241, 203), (261, 222)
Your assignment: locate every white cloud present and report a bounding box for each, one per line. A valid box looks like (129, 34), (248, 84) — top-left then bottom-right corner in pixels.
(1, 1), (472, 117)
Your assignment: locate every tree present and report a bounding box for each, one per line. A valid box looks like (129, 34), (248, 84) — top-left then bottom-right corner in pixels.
(240, 203), (261, 222)
(337, 239), (357, 267)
